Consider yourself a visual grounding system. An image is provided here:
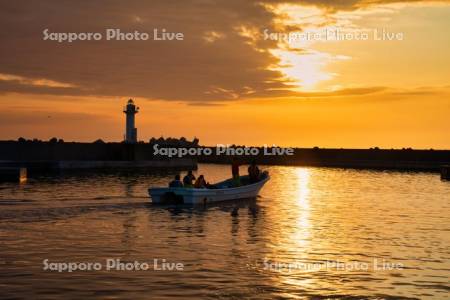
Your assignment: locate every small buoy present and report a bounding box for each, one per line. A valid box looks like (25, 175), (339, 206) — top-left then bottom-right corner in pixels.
(249, 206), (258, 216)
(231, 207), (239, 216)
(441, 165), (450, 180)
(0, 167), (27, 183)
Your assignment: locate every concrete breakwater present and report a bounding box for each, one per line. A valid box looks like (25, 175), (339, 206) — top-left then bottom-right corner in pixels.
(0, 141), (196, 173)
(1, 141), (449, 172)
(198, 147), (450, 171)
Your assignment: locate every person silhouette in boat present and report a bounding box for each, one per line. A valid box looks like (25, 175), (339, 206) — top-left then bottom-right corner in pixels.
(183, 170), (196, 188)
(194, 175), (209, 189)
(169, 174), (184, 188)
(248, 160), (260, 183)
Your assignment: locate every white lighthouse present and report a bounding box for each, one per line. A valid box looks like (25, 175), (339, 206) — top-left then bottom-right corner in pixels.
(123, 99), (139, 143)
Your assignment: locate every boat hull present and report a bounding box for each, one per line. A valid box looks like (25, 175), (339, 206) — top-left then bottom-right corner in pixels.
(149, 173), (269, 205)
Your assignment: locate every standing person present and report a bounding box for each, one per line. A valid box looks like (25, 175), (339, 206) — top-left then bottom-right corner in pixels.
(248, 160), (260, 183)
(183, 170), (196, 188)
(231, 157), (241, 186)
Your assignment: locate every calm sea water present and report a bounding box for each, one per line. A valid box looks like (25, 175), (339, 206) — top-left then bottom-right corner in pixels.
(0, 164), (449, 299)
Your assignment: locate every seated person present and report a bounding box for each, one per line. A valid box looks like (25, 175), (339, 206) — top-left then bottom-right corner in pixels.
(194, 175), (208, 188)
(248, 160), (260, 183)
(183, 170), (196, 186)
(169, 174), (183, 188)
(183, 170), (196, 188)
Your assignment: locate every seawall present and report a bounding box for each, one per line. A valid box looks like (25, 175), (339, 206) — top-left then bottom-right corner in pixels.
(198, 147), (450, 171)
(1, 141), (449, 172)
(0, 141), (197, 172)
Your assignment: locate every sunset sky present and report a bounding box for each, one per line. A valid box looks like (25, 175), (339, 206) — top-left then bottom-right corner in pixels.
(0, 0), (449, 148)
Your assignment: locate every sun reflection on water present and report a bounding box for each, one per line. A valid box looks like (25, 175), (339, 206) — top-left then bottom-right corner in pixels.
(272, 168), (318, 297)
(294, 168), (311, 247)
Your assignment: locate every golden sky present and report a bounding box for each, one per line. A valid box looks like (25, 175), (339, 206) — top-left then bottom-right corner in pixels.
(0, 0), (449, 148)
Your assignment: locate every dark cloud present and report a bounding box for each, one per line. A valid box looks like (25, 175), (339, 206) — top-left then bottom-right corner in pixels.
(0, 80), (80, 96)
(293, 86), (387, 97)
(0, 0), (285, 101)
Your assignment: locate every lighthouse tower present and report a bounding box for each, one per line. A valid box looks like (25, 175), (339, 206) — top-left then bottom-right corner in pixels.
(123, 99), (139, 143)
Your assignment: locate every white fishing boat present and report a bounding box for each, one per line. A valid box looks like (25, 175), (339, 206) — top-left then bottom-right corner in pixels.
(149, 171), (269, 205)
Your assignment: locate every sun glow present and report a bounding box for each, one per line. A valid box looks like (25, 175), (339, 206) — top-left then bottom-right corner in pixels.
(270, 49), (336, 91)
(265, 3), (413, 92)
(266, 4), (340, 91)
